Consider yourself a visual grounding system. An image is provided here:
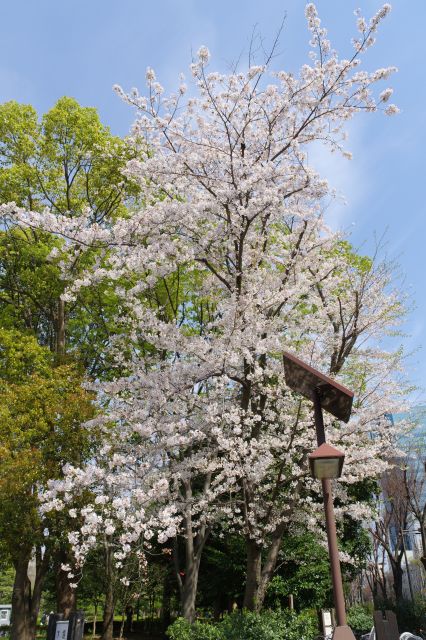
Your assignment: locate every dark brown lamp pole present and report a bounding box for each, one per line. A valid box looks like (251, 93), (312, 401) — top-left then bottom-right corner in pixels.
(283, 351), (356, 640)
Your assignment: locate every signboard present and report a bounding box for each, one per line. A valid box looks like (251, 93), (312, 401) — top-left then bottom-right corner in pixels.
(321, 610), (334, 637)
(55, 620), (69, 640)
(0, 605), (12, 627)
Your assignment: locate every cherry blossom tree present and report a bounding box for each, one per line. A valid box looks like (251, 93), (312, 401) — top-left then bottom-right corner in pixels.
(1, 2), (410, 620)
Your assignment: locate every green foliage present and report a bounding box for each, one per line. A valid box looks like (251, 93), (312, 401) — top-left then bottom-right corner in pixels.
(0, 97), (140, 216)
(197, 536), (246, 610)
(167, 618), (222, 640)
(0, 329), (95, 561)
(0, 564), (14, 602)
(340, 519), (371, 582)
(264, 534), (332, 611)
(0, 101), (38, 207)
(0, 228), (63, 344)
(0, 97), (143, 377)
(334, 241), (373, 276)
(37, 96), (139, 218)
(0, 327), (53, 381)
(395, 597), (426, 633)
(167, 611), (318, 640)
(347, 605), (373, 635)
(220, 610), (317, 640)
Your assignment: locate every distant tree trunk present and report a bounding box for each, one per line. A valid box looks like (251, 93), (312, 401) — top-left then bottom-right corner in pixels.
(119, 611), (125, 639)
(92, 602), (98, 638)
(161, 565), (173, 631)
(420, 525), (426, 572)
(101, 541), (115, 640)
(56, 298), (66, 358)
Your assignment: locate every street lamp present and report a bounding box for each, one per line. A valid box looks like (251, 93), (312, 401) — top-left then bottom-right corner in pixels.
(309, 442), (345, 480)
(283, 351), (355, 640)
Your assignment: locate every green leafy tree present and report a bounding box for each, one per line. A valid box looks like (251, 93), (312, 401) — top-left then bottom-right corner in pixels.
(0, 98), (141, 368)
(0, 97), (143, 624)
(264, 534), (332, 612)
(0, 329), (95, 640)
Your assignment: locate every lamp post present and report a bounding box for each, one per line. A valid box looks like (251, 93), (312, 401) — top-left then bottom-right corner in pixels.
(283, 351), (356, 640)
(400, 528), (422, 601)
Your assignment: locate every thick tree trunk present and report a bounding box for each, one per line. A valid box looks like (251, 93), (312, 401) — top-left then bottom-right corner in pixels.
(175, 479), (210, 623)
(173, 533), (207, 622)
(182, 554), (201, 623)
(242, 540), (262, 610)
(56, 546), (76, 618)
(254, 534), (283, 611)
(11, 559), (32, 640)
(101, 542), (115, 640)
(11, 549), (48, 640)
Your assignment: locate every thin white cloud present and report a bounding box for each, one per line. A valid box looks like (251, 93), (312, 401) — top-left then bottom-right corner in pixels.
(306, 119), (371, 231)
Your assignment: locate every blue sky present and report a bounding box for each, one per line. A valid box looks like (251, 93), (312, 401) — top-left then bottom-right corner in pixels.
(1, 0), (425, 395)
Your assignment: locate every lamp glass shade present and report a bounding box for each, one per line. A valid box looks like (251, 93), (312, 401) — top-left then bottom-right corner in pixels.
(310, 457), (342, 479)
(308, 443), (345, 479)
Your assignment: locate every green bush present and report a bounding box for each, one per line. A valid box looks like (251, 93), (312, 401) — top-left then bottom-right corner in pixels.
(167, 610), (318, 640)
(167, 617), (222, 640)
(347, 605), (373, 635)
(222, 610), (317, 640)
(395, 597), (426, 633)
(374, 596), (426, 633)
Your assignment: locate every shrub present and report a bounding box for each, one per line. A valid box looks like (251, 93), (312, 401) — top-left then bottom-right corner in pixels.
(167, 610), (318, 640)
(167, 618), (222, 640)
(395, 597), (426, 633)
(347, 605), (373, 635)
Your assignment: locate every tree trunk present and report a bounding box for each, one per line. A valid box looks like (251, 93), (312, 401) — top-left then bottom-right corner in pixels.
(182, 554), (201, 623)
(254, 533), (283, 611)
(30, 549), (47, 633)
(55, 546), (76, 618)
(56, 298), (66, 358)
(420, 524), (426, 572)
(101, 542), (115, 640)
(11, 549), (48, 640)
(161, 566), (172, 631)
(242, 540), (262, 610)
(92, 602), (98, 638)
(11, 558), (32, 640)
(391, 560), (403, 601)
(119, 611), (125, 639)
(174, 479), (210, 623)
